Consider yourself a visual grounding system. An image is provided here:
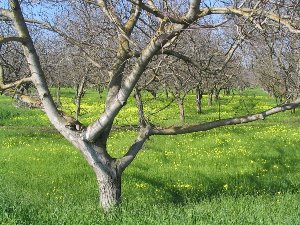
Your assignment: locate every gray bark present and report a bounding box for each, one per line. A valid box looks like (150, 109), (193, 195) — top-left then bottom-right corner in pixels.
(75, 76), (87, 121)
(213, 88), (219, 103)
(56, 83), (62, 107)
(196, 86), (203, 114)
(178, 99), (185, 124)
(150, 100), (300, 135)
(10, 0), (64, 128)
(134, 89), (147, 127)
(95, 168), (121, 210)
(208, 91), (213, 106)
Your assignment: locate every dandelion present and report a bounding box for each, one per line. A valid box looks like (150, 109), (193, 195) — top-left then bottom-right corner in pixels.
(223, 184), (229, 190)
(273, 164), (279, 169)
(135, 183), (147, 189)
(174, 183), (192, 189)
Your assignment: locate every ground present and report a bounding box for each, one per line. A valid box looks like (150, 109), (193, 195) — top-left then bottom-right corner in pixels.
(0, 88), (299, 224)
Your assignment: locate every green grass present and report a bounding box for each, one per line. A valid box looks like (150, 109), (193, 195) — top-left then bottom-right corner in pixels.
(0, 88), (300, 224)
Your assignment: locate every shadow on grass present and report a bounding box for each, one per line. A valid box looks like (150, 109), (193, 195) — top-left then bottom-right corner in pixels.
(131, 147), (300, 205)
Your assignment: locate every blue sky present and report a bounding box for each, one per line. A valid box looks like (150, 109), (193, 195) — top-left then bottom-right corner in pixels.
(0, 1), (60, 22)
(0, 1), (231, 24)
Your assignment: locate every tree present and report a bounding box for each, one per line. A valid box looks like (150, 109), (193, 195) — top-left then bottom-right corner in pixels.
(1, 0), (300, 211)
(253, 31), (300, 105)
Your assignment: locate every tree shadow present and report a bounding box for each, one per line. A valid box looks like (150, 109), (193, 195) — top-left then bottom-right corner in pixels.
(130, 147), (300, 205)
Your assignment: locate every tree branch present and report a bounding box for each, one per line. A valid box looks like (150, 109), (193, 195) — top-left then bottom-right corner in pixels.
(204, 8), (300, 33)
(7, 0), (117, 173)
(129, 0), (185, 24)
(124, 1), (141, 35)
(117, 125), (151, 172)
(95, 0), (124, 30)
(163, 49), (206, 70)
(184, 0), (202, 21)
(150, 100), (300, 135)
(0, 35), (25, 44)
(0, 8), (12, 19)
(8, 0), (70, 131)
(0, 64), (32, 91)
(20, 17), (110, 71)
(82, 24), (187, 143)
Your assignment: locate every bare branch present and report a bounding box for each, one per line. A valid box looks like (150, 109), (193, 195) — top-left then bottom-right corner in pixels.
(95, 0), (124, 29)
(194, 19), (230, 29)
(82, 24), (187, 143)
(163, 49), (205, 70)
(117, 125), (151, 172)
(8, 0), (67, 129)
(150, 100), (300, 135)
(0, 35), (25, 44)
(147, 97), (176, 117)
(185, 0), (202, 21)
(0, 8), (12, 19)
(204, 8), (300, 33)
(129, 0), (187, 24)
(19, 18), (109, 70)
(124, 1), (141, 34)
(0, 64), (32, 91)
(7, 0), (117, 174)
(93, 0), (140, 49)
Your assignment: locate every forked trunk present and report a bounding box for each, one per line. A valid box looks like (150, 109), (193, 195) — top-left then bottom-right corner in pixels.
(95, 169), (122, 210)
(76, 140), (123, 211)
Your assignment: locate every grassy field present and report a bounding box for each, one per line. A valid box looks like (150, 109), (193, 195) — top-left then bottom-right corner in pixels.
(0, 88), (299, 224)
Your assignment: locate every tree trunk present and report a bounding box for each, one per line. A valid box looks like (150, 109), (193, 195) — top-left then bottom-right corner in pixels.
(164, 84), (169, 98)
(75, 76), (86, 121)
(96, 170), (122, 210)
(224, 87), (230, 95)
(213, 88), (219, 103)
(97, 84), (104, 98)
(195, 86), (203, 114)
(178, 99), (185, 124)
(56, 83), (61, 107)
(70, 138), (125, 211)
(134, 88), (147, 127)
(291, 108), (296, 113)
(145, 88), (157, 98)
(208, 91), (213, 106)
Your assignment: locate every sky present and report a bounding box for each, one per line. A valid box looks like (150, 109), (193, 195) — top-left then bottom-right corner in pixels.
(0, 1), (62, 22)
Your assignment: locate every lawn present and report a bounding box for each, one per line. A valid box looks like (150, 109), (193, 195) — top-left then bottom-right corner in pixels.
(0, 88), (299, 224)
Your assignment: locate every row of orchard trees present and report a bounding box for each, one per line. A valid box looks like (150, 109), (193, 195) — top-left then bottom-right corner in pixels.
(2, 2), (299, 121)
(4, 5), (299, 123)
(1, 1), (250, 119)
(1, 0), (300, 210)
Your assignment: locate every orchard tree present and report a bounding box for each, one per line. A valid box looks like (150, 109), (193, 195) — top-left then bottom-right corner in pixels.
(253, 32), (300, 104)
(1, 0), (300, 210)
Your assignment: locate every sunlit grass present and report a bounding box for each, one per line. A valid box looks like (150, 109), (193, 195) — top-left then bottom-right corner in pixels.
(0, 88), (299, 224)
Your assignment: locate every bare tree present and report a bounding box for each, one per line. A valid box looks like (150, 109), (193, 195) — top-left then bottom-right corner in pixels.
(1, 0), (300, 211)
(253, 30), (300, 105)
